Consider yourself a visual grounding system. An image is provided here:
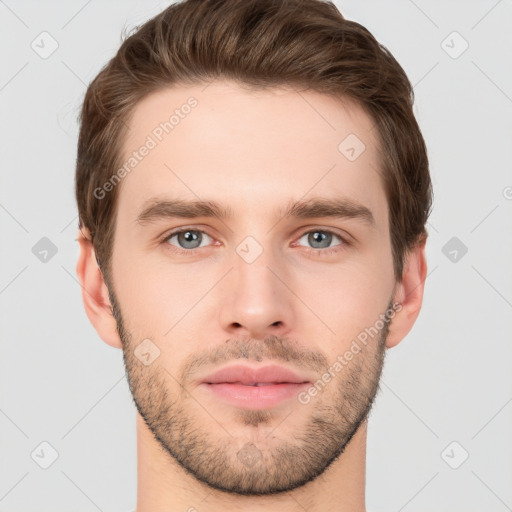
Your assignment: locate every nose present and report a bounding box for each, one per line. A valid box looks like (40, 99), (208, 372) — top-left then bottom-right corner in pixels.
(218, 244), (296, 340)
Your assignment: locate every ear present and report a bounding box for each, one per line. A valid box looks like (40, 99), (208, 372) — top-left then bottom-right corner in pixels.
(386, 236), (428, 349)
(75, 228), (123, 349)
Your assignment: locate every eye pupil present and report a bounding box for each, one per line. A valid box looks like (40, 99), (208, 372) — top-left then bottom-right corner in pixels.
(309, 231), (331, 249)
(178, 230), (201, 249)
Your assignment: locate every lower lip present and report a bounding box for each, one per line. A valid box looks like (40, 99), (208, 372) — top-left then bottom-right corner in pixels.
(201, 382), (310, 409)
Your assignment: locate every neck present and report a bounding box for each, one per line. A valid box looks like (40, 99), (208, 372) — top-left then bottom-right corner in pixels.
(135, 413), (367, 512)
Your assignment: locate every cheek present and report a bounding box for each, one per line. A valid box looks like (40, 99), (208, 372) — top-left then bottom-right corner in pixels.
(298, 264), (388, 337)
(111, 237), (220, 344)
(112, 256), (200, 376)
(289, 244), (394, 357)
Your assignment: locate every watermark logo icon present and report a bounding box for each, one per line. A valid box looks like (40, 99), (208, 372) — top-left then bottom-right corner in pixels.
(441, 441), (469, 469)
(441, 31), (469, 59)
(31, 31), (59, 59)
(31, 441), (59, 469)
(442, 236), (468, 263)
(236, 236), (263, 264)
(338, 133), (366, 161)
(134, 338), (161, 366)
(237, 442), (262, 468)
(32, 237), (58, 263)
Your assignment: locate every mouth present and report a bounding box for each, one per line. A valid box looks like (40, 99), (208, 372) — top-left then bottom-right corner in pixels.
(226, 382), (294, 386)
(201, 363), (310, 385)
(199, 364), (311, 409)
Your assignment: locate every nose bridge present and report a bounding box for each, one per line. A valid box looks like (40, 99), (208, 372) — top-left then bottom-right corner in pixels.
(235, 236), (278, 296)
(218, 231), (295, 338)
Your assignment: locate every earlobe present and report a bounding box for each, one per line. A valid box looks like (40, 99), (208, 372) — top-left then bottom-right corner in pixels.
(75, 228), (123, 349)
(386, 237), (428, 349)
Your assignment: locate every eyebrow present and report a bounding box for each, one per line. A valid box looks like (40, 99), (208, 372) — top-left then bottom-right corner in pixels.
(136, 196), (376, 228)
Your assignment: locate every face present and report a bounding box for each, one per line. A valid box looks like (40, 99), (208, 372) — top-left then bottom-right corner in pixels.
(108, 80), (398, 495)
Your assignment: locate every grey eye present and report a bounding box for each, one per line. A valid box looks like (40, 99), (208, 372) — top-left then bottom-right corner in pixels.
(167, 230), (212, 250)
(297, 230), (342, 249)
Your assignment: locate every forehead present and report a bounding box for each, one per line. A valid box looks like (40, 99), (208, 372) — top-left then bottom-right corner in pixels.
(117, 80), (387, 228)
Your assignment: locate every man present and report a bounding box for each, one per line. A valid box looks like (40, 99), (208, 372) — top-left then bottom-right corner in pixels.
(75, 0), (432, 510)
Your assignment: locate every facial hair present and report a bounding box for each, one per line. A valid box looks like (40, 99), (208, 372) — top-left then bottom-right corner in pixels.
(109, 289), (392, 496)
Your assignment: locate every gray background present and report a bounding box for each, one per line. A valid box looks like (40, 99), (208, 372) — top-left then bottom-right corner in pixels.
(1, 0), (511, 511)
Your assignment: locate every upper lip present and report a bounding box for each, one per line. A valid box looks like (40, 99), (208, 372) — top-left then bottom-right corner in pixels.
(201, 364), (311, 385)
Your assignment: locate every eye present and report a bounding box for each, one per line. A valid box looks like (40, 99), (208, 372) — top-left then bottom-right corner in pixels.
(294, 229), (348, 254)
(163, 228), (214, 253)
(160, 227), (350, 257)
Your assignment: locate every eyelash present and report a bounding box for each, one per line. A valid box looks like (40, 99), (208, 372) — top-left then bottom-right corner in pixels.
(160, 227), (351, 257)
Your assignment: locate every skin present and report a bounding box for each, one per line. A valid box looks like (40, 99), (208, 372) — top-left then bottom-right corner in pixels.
(76, 80), (427, 512)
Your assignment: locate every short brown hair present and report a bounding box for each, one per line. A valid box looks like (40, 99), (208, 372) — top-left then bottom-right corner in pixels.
(75, 0), (433, 284)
